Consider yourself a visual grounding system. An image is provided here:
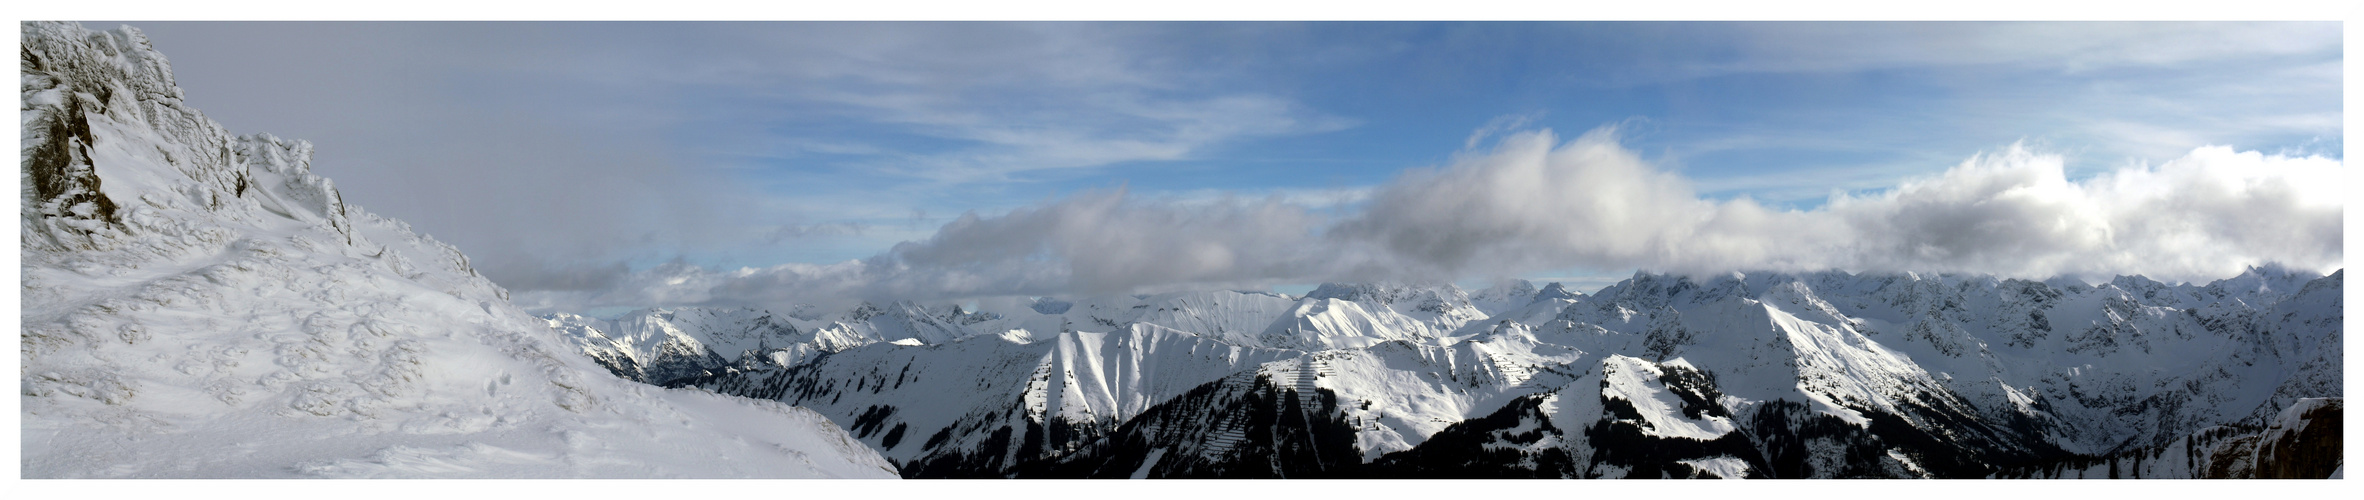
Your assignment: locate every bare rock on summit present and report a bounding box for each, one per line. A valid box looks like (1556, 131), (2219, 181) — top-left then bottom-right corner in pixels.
(20, 21), (896, 478)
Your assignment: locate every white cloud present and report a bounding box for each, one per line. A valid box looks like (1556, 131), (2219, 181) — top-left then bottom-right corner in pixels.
(1340, 128), (2343, 283)
(1826, 143), (2345, 281)
(525, 126), (2342, 313)
(1333, 127), (1797, 279)
(515, 187), (1335, 311)
(875, 187), (1334, 296)
(1156, 186), (1374, 211)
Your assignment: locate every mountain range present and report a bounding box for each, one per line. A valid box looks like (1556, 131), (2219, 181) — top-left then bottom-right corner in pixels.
(19, 20), (2340, 480)
(555, 268), (2342, 478)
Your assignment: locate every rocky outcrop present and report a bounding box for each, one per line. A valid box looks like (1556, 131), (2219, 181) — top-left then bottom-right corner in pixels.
(21, 21), (894, 478)
(2253, 398), (2342, 479)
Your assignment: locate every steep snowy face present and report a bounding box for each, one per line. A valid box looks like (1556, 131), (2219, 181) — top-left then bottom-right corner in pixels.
(1304, 282), (1488, 331)
(1476, 281), (1589, 329)
(1554, 269), (2344, 455)
(1807, 268), (2342, 454)
(19, 22), (895, 478)
(1294, 327), (1593, 459)
(793, 300), (980, 349)
(1247, 282), (1488, 350)
(1468, 279), (1540, 315)
(1111, 290), (1302, 348)
(690, 323), (1303, 474)
(1257, 298), (1433, 351)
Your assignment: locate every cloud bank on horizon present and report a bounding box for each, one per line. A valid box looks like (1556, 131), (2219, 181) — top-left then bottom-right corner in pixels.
(510, 128), (2344, 312)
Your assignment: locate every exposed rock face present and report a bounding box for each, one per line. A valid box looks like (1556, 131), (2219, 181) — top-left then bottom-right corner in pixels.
(2253, 398), (2341, 479)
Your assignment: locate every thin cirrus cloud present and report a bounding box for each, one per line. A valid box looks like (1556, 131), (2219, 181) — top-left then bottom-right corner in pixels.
(667, 23), (1354, 183)
(1601, 22), (2339, 83)
(514, 127), (2344, 312)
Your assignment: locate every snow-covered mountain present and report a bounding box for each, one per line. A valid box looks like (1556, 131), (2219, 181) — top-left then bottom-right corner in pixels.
(39, 18), (2335, 481)
(19, 21), (895, 478)
(575, 267), (2339, 478)
(544, 307), (807, 385)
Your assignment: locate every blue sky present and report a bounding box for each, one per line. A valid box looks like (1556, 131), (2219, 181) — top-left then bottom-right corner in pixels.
(116, 21), (2343, 311)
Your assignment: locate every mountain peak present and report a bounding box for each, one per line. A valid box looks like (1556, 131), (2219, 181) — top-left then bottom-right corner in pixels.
(20, 22), (893, 478)
(1534, 282), (1585, 301)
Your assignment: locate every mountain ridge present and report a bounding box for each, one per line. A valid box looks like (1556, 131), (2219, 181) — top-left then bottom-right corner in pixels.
(580, 267), (2340, 478)
(20, 21), (896, 478)
(26, 19), (2338, 480)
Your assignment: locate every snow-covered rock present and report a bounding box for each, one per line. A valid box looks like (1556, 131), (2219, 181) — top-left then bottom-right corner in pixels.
(542, 307), (807, 384)
(19, 21), (895, 478)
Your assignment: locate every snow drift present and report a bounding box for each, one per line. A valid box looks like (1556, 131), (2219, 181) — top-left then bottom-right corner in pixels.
(19, 21), (895, 478)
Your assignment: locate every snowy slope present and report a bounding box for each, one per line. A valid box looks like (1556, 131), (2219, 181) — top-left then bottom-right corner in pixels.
(19, 21), (895, 478)
(1468, 279), (1541, 316)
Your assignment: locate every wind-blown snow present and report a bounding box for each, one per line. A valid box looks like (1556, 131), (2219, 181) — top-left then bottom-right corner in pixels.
(19, 21), (896, 478)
